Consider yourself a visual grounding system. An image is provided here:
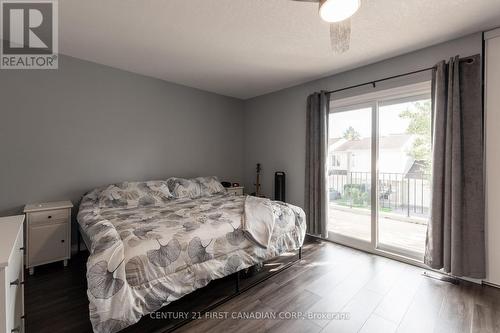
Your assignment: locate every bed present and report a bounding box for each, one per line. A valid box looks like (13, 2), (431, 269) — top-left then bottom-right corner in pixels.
(77, 177), (306, 333)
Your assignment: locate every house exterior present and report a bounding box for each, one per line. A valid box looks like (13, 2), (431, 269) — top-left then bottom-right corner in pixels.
(328, 134), (430, 215)
(328, 134), (415, 175)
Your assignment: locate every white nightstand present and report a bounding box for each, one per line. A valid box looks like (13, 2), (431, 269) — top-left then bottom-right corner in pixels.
(226, 186), (244, 196)
(24, 201), (73, 275)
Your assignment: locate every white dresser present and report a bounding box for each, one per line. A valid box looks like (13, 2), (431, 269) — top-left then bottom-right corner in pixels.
(0, 215), (25, 333)
(24, 201), (73, 275)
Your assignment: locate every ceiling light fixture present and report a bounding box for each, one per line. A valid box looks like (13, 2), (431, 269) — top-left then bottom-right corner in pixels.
(292, 0), (362, 53)
(319, 0), (360, 23)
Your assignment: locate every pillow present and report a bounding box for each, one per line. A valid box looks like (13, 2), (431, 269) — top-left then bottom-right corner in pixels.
(167, 176), (225, 199)
(166, 177), (201, 199)
(98, 181), (172, 208)
(195, 176), (226, 196)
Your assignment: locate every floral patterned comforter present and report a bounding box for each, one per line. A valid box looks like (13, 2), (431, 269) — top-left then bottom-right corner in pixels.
(77, 189), (306, 333)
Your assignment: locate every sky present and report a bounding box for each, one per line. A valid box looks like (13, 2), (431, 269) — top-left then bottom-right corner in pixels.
(329, 99), (429, 138)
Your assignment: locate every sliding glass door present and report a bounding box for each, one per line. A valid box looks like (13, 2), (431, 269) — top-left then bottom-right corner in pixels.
(328, 105), (373, 245)
(377, 98), (432, 258)
(327, 83), (432, 260)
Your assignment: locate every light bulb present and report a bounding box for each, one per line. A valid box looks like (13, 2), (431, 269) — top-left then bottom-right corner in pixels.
(319, 0), (361, 23)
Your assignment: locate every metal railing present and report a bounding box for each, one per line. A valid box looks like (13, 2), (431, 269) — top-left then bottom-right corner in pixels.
(328, 171), (431, 218)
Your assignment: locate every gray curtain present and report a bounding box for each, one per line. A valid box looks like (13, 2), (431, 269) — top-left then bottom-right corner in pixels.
(305, 91), (330, 238)
(425, 55), (485, 278)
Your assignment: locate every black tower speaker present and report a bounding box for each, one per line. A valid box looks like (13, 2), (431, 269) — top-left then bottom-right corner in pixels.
(274, 172), (286, 202)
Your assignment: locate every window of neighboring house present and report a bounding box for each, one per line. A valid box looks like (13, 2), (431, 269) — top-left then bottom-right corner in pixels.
(332, 154), (340, 167)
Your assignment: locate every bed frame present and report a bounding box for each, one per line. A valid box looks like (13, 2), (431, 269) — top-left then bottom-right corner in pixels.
(77, 224), (303, 332)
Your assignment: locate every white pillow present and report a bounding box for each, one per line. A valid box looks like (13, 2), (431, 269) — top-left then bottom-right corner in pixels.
(167, 176), (225, 199)
(98, 181), (172, 208)
(195, 176), (226, 196)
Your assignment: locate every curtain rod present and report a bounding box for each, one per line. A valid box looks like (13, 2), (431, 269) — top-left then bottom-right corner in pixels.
(326, 55), (479, 95)
(326, 66), (437, 95)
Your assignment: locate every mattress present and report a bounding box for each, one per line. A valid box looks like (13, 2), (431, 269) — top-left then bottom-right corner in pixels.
(77, 189), (306, 333)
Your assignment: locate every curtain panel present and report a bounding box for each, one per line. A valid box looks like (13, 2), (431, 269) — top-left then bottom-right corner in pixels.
(425, 54), (485, 278)
(305, 91), (330, 238)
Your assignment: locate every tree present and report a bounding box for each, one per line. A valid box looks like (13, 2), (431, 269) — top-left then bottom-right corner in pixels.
(343, 126), (361, 140)
(399, 101), (432, 172)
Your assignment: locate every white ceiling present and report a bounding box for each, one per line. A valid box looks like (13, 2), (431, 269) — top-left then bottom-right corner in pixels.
(59, 0), (500, 99)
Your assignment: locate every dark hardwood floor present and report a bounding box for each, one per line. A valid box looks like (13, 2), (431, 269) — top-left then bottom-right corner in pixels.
(25, 238), (500, 333)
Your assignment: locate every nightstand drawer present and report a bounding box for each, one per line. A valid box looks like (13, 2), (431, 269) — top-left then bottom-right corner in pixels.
(29, 209), (68, 225)
(227, 187), (244, 196)
(29, 223), (68, 266)
(24, 201), (72, 274)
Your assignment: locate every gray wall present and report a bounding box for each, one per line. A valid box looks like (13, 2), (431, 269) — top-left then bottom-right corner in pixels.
(242, 32), (483, 207)
(0, 55), (244, 217)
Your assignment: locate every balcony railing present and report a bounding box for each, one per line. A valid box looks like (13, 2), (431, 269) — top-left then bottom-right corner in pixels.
(328, 171), (431, 218)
